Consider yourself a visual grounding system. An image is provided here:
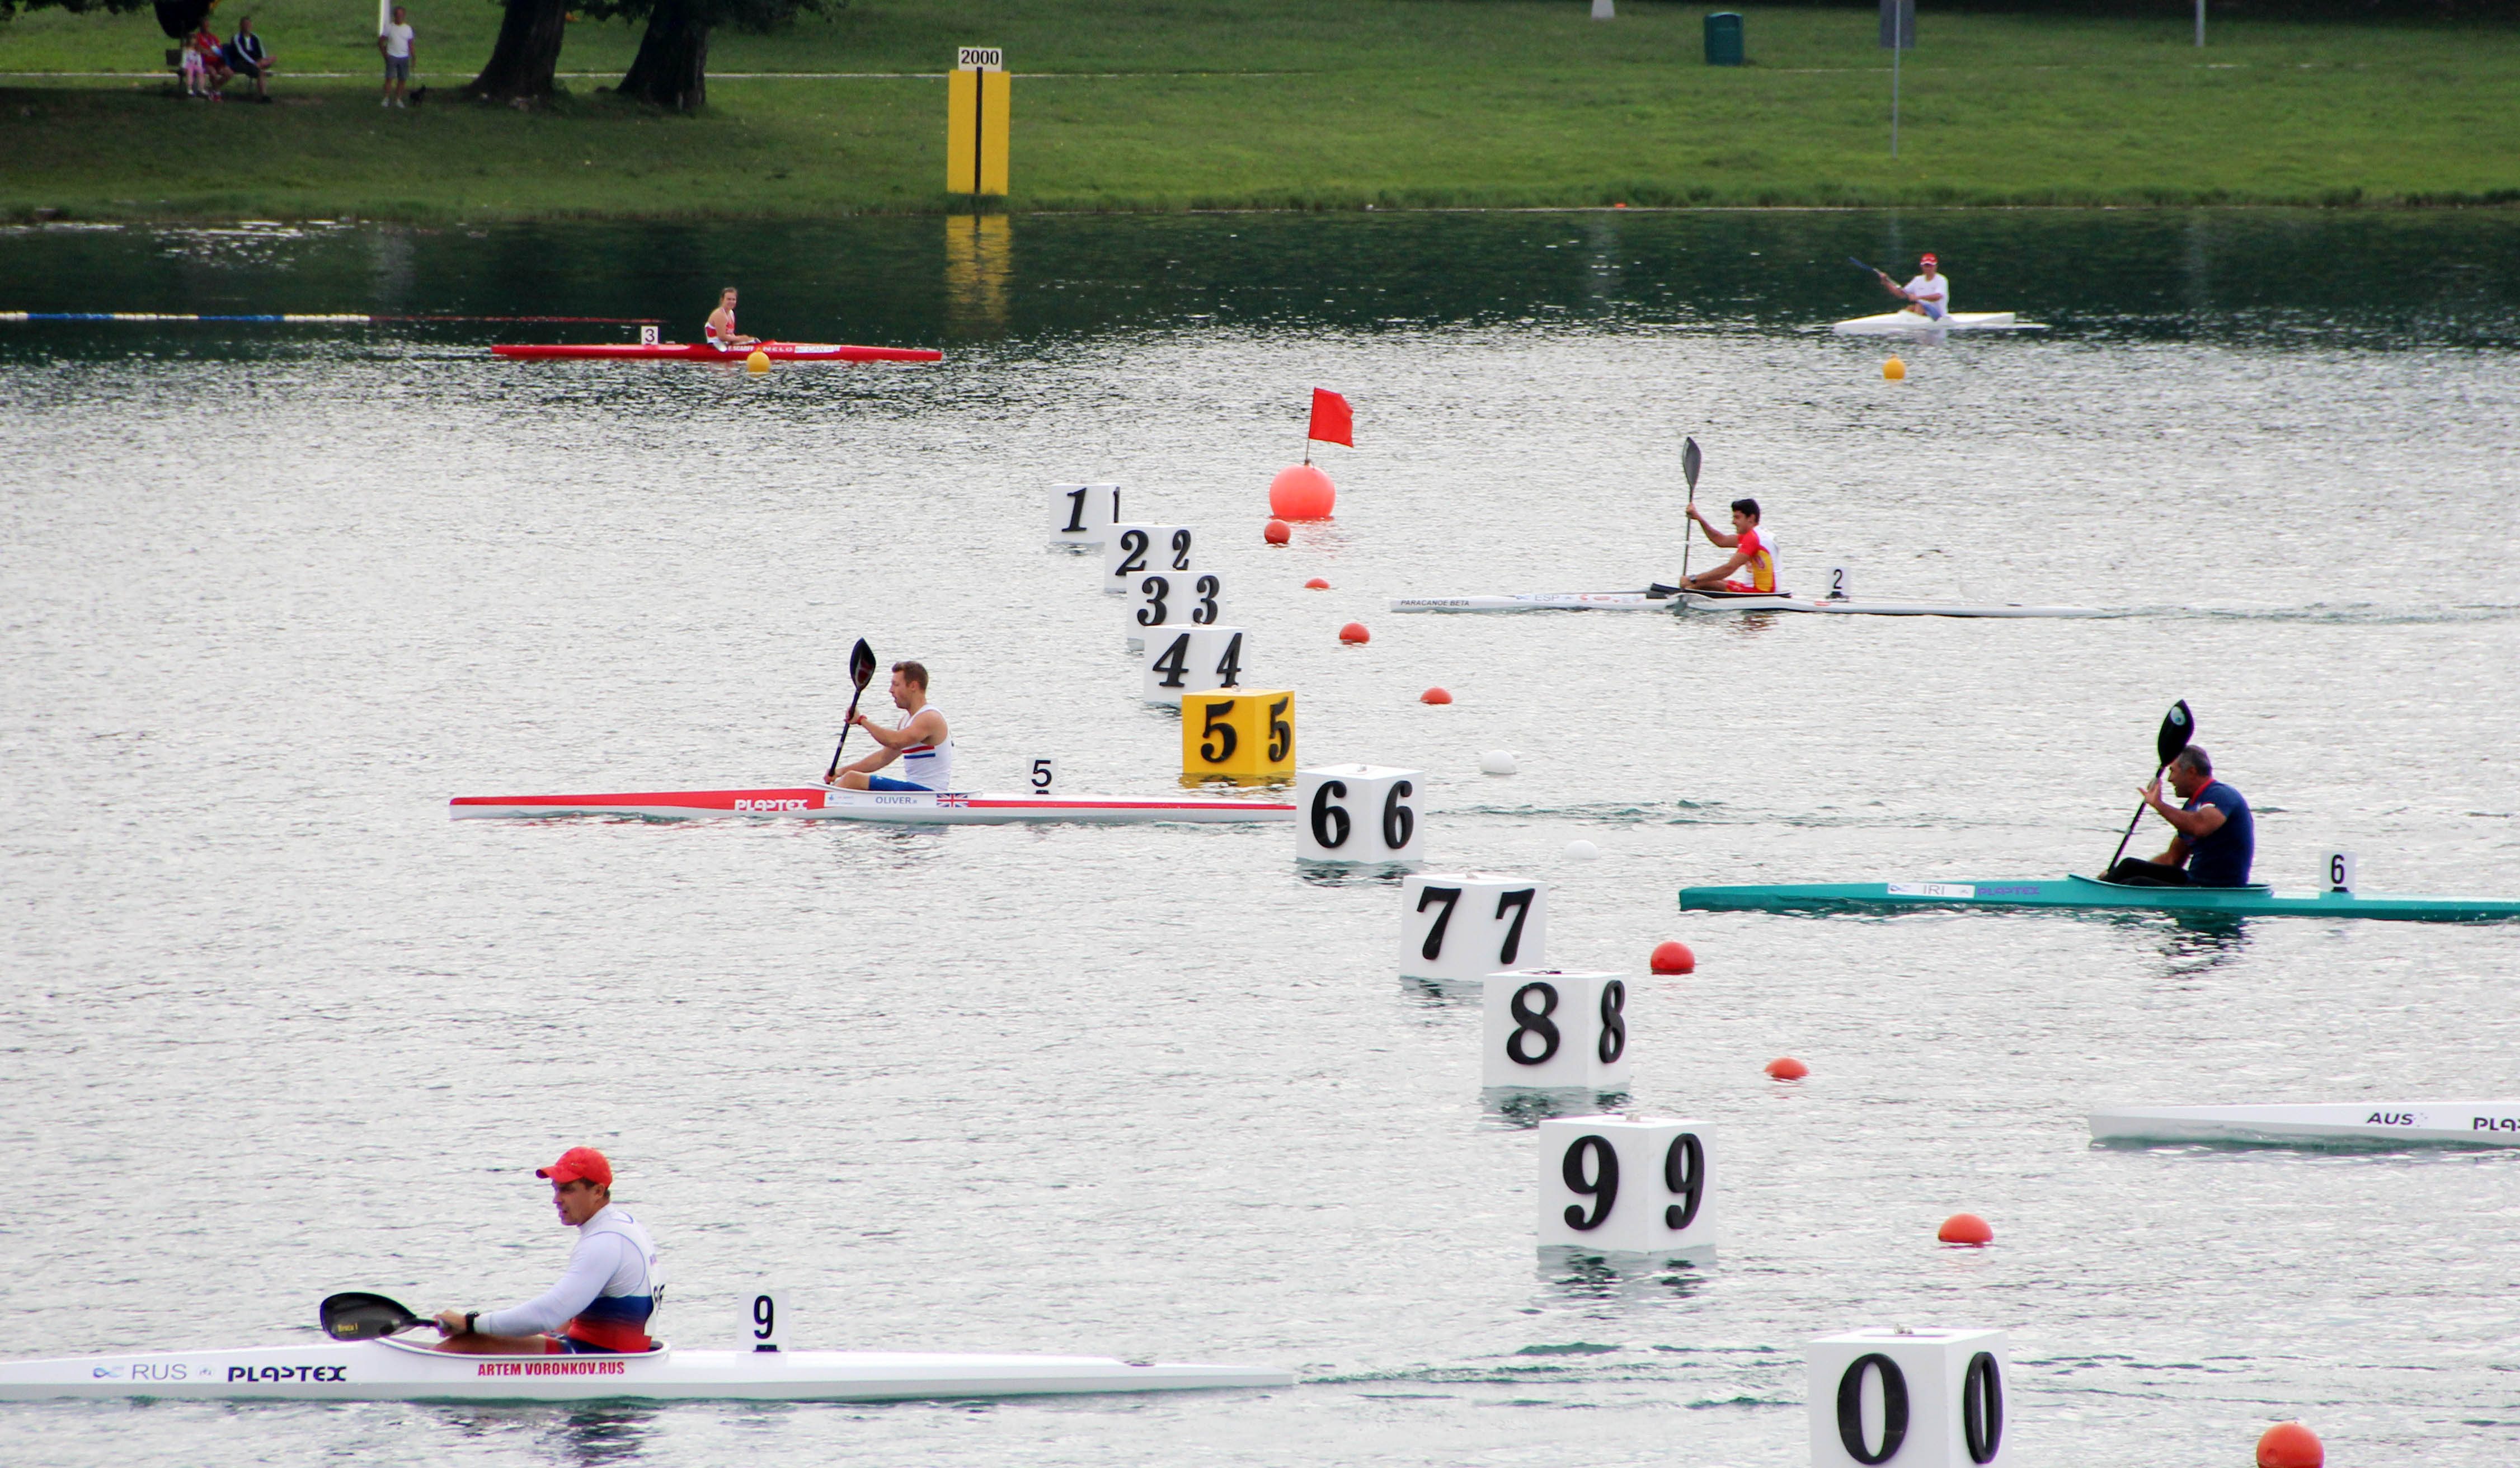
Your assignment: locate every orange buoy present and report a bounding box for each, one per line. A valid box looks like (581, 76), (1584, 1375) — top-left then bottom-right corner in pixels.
(1649, 940), (1695, 975)
(1420, 686), (1452, 705)
(1338, 622), (1370, 644)
(1264, 519), (1292, 544)
(2256, 1422), (2324, 1468)
(745, 349), (771, 374)
(1269, 464), (1336, 519)
(1883, 356), (1906, 380)
(1304, 577), (1330, 590)
(1938, 1213), (1993, 1246)
(1765, 1057), (1808, 1080)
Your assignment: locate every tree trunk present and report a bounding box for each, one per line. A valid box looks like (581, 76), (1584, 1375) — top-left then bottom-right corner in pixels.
(464, 0), (570, 103)
(617, 0), (710, 112)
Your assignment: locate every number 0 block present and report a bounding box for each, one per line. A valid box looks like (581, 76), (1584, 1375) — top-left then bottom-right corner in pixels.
(1807, 1328), (2011, 1468)
(1104, 523), (1196, 594)
(1296, 765), (1422, 863)
(1182, 689), (1294, 780)
(1050, 483), (1119, 549)
(1398, 872), (1545, 980)
(1482, 971), (1629, 1091)
(1141, 625), (1246, 704)
(1535, 1115), (1715, 1258)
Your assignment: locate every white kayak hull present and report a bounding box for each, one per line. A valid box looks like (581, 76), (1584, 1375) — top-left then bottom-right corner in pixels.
(1390, 591), (1667, 613)
(1390, 590), (2108, 619)
(0, 1336), (1293, 1403)
(2089, 1102), (2520, 1147)
(1830, 310), (2046, 335)
(451, 787), (1294, 825)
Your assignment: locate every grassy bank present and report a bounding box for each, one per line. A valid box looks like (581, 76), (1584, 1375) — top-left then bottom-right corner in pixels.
(3, 1), (2517, 219)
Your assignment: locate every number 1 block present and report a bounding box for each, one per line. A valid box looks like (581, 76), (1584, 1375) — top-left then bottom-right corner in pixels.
(1398, 872), (1545, 981)
(1049, 483), (1119, 549)
(1482, 971), (1629, 1091)
(1296, 765), (1422, 863)
(1181, 689), (1295, 781)
(1535, 1115), (1716, 1258)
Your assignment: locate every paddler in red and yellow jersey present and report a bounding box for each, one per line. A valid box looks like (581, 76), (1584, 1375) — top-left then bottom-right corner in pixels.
(1682, 497), (1779, 592)
(703, 286), (759, 351)
(431, 1147), (664, 1356)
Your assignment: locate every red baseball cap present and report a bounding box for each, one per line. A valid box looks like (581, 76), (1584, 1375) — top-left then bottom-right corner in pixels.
(535, 1146), (613, 1187)
(1920, 253), (1938, 265)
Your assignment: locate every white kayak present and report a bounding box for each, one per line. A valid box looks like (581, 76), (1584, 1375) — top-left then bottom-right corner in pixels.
(450, 786), (1295, 825)
(1390, 591), (1669, 614)
(0, 1335), (1292, 1403)
(2090, 1102), (2520, 1147)
(1831, 310), (2046, 335)
(1390, 589), (2108, 619)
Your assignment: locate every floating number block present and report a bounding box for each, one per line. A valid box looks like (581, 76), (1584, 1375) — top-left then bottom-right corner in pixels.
(1534, 1115), (1714, 1257)
(1398, 872), (1545, 981)
(2326, 850), (2358, 892)
(1182, 689), (1295, 782)
(1296, 765), (1423, 863)
(1050, 483), (1120, 549)
(1104, 523), (1196, 594)
(1483, 971), (1629, 1091)
(746, 1288), (786, 1352)
(1125, 569), (1229, 652)
(1141, 625), (1246, 704)
(1807, 1328), (2010, 1468)
(1027, 756), (1058, 796)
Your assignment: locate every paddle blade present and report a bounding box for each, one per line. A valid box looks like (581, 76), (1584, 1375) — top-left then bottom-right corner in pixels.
(1847, 256), (1875, 273)
(1681, 437), (1702, 492)
(848, 638), (877, 690)
(319, 1292), (430, 1341)
(2156, 699), (2195, 767)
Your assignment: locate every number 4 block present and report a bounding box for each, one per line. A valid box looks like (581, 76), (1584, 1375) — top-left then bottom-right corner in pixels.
(1181, 689), (1295, 781)
(1535, 1114), (1715, 1258)
(1296, 765), (1422, 863)
(1141, 625), (1246, 704)
(1398, 873), (1545, 981)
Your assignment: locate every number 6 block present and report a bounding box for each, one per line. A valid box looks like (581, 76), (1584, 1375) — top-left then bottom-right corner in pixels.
(1482, 971), (1629, 1091)
(1296, 765), (1422, 863)
(1807, 1328), (2010, 1467)
(1398, 873), (1545, 980)
(1181, 689), (1295, 781)
(1534, 1115), (1715, 1258)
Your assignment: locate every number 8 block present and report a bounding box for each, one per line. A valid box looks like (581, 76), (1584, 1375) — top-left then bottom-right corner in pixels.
(1482, 971), (1629, 1091)
(1296, 765), (1422, 863)
(1398, 873), (1544, 980)
(1181, 689), (1295, 781)
(1534, 1115), (1715, 1258)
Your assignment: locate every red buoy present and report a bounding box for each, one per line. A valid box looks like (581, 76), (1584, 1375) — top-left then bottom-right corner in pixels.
(2256, 1423), (2324, 1468)
(1765, 1056), (1808, 1080)
(1270, 464), (1336, 519)
(1649, 940), (1695, 975)
(1938, 1213), (1994, 1246)
(1420, 686), (1452, 705)
(1304, 576), (1330, 589)
(1264, 519), (1292, 544)
(1338, 622), (1370, 644)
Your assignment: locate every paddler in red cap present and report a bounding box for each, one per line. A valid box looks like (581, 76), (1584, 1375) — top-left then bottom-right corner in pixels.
(431, 1146), (665, 1355)
(1887, 253), (1948, 320)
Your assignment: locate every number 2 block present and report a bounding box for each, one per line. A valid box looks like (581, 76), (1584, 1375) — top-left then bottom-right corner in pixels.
(1181, 689), (1295, 781)
(1398, 872), (1545, 981)
(1535, 1115), (1716, 1258)
(1104, 523), (1196, 595)
(1482, 971), (1630, 1091)
(1296, 765), (1422, 863)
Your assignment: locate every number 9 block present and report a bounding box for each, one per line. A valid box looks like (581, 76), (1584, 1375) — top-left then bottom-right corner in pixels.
(1482, 971), (1629, 1091)
(1534, 1114), (1715, 1258)
(1181, 689), (1295, 781)
(1398, 872), (1545, 981)
(1296, 765), (1422, 863)
(1807, 1328), (2010, 1467)
(1104, 523), (1196, 594)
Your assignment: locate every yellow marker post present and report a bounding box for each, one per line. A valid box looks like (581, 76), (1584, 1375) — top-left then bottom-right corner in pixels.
(946, 46), (1009, 198)
(1182, 689), (1296, 783)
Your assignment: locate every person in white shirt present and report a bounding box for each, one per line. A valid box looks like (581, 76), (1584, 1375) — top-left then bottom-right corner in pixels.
(1896, 254), (1949, 319)
(379, 7), (416, 109)
(831, 661), (954, 791)
(432, 1147), (663, 1355)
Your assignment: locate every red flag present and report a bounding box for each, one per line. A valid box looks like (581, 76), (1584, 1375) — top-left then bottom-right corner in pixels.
(1307, 388), (1353, 448)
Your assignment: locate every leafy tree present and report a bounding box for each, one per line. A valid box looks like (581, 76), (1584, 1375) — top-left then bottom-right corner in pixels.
(581, 0), (832, 112)
(465, 0), (570, 103)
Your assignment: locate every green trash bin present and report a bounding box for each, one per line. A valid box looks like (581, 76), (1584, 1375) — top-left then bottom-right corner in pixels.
(1705, 12), (1743, 66)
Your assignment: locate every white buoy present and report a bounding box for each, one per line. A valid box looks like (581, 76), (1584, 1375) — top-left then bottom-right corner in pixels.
(1479, 750), (1518, 775)
(1563, 839), (1600, 860)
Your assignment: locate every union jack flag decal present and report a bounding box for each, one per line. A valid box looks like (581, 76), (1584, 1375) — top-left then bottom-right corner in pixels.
(935, 793), (970, 808)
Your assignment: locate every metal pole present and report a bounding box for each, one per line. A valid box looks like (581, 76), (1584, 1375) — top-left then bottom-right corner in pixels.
(2196, 0), (2205, 46)
(1891, 45), (1901, 158)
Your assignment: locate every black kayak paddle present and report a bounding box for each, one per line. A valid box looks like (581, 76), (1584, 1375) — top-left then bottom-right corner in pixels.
(319, 1291), (437, 1341)
(822, 638), (880, 784)
(1677, 436), (1703, 589)
(2102, 699), (2195, 876)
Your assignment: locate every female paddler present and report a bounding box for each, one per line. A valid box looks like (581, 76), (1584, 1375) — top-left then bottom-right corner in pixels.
(430, 1147), (664, 1355)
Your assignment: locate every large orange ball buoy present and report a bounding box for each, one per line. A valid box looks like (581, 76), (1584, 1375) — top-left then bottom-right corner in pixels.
(1938, 1213), (1994, 1246)
(1766, 1056), (1809, 1080)
(1264, 519), (1292, 544)
(1304, 577), (1330, 590)
(1649, 940), (1695, 975)
(1420, 686), (1452, 705)
(1270, 464), (1337, 519)
(2256, 1422), (2324, 1468)
(1338, 622), (1370, 644)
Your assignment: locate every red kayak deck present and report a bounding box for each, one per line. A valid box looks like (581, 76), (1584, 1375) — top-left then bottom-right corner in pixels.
(492, 341), (942, 363)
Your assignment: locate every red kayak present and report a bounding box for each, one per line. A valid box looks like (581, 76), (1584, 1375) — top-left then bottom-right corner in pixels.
(492, 341), (942, 364)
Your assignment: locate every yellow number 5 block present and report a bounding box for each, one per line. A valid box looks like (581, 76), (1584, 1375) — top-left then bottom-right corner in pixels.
(1182, 689), (1295, 782)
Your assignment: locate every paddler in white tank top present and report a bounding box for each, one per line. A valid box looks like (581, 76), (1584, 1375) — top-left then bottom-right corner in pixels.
(833, 660), (954, 792)
(431, 1146), (665, 1356)
(703, 286), (759, 351)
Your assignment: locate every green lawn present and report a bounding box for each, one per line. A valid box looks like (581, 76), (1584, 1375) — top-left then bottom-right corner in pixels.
(3, 1), (2516, 219)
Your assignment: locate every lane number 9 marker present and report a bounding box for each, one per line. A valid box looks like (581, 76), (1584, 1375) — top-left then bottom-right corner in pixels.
(1561, 1134), (1618, 1230)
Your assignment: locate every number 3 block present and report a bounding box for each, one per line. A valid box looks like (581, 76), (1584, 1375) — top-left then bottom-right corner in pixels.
(1296, 765), (1422, 863)
(1535, 1115), (1715, 1258)
(1482, 971), (1629, 1091)
(1398, 872), (1545, 980)
(1808, 1328), (2011, 1467)
(1181, 689), (1295, 781)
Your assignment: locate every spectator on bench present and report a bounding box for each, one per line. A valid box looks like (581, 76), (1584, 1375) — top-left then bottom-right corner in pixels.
(223, 17), (273, 101)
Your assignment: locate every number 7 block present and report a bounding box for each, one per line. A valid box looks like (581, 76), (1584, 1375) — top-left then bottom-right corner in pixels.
(1398, 872), (1546, 981)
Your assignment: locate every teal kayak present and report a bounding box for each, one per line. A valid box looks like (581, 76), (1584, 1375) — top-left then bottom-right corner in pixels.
(1679, 874), (2520, 924)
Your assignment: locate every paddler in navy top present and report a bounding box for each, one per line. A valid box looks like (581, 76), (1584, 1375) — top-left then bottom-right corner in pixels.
(832, 660), (955, 792)
(2103, 745), (2256, 887)
(703, 286), (759, 351)
(432, 1147), (664, 1356)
